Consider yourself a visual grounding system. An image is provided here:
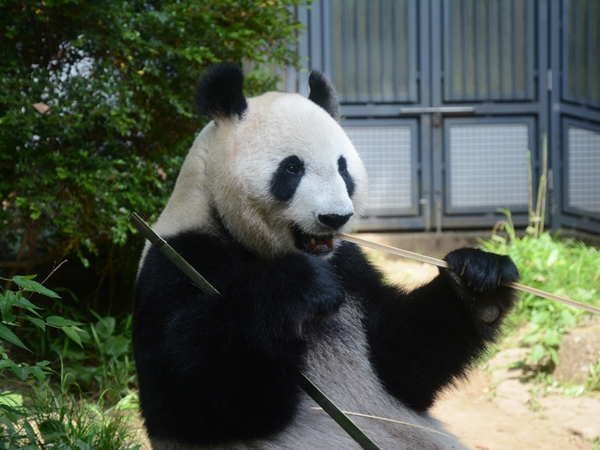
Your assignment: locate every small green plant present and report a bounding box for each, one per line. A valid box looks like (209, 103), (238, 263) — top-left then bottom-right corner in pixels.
(0, 382), (142, 449)
(587, 356), (600, 392)
(56, 313), (136, 399)
(0, 274), (83, 383)
(482, 212), (600, 370)
(1, 274), (142, 449)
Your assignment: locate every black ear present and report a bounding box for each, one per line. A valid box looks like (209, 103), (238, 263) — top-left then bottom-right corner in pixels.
(308, 71), (341, 121)
(194, 63), (248, 121)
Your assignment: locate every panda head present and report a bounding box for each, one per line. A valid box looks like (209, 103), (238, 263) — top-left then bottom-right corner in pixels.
(195, 63), (367, 259)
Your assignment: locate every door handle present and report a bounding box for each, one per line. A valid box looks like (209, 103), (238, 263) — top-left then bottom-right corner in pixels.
(398, 106), (476, 114)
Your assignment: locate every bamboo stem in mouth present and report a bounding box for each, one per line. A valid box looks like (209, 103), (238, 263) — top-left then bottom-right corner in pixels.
(337, 233), (600, 316)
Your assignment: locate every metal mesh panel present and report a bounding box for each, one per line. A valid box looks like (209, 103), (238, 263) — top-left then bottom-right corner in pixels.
(449, 123), (529, 208)
(568, 126), (600, 213)
(344, 126), (413, 214)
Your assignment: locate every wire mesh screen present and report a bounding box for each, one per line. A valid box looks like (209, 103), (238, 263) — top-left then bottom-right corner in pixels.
(448, 123), (529, 209)
(568, 126), (600, 214)
(344, 126), (413, 215)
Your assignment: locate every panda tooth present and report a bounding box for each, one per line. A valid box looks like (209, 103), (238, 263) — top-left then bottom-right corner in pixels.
(326, 239), (334, 248)
(310, 238), (317, 249)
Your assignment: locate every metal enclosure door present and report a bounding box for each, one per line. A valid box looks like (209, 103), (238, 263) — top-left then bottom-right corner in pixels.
(551, 0), (600, 234)
(295, 0), (598, 233)
(429, 0), (548, 232)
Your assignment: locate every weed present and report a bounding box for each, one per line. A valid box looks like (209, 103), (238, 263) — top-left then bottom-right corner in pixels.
(0, 382), (142, 449)
(481, 213), (600, 374)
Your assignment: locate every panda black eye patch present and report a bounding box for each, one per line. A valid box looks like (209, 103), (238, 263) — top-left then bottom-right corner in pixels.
(338, 156), (355, 198)
(270, 155), (305, 202)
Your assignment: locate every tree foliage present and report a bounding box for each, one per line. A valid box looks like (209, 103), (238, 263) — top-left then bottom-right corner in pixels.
(0, 0), (304, 272)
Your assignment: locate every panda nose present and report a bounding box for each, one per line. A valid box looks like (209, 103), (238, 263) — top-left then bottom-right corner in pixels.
(318, 213), (353, 230)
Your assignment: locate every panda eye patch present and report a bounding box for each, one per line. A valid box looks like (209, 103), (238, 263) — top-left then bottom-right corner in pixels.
(338, 156), (355, 198)
(270, 155), (305, 202)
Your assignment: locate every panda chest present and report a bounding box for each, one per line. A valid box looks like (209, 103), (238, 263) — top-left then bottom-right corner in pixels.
(302, 300), (385, 411)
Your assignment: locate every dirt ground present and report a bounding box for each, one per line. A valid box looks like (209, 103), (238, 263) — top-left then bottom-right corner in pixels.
(378, 257), (600, 450)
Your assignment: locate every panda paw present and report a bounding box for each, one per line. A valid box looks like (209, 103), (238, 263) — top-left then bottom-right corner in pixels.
(442, 248), (519, 323)
(300, 255), (346, 320)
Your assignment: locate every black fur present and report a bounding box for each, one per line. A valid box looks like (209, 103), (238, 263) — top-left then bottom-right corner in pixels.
(134, 218), (519, 445)
(194, 63), (248, 121)
(337, 156), (355, 197)
(330, 244), (518, 411)
(308, 71), (341, 121)
(270, 155), (305, 202)
(133, 226), (344, 446)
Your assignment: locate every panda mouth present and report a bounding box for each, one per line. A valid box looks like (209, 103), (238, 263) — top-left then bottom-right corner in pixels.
(291, 227), (334, 255)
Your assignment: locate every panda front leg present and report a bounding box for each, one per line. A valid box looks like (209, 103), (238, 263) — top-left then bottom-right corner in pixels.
(366, 247), (519, 412)
(135, 241), (347, 447)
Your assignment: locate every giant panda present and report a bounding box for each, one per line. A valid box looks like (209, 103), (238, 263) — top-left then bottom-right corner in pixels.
(133, 63), (519, 450)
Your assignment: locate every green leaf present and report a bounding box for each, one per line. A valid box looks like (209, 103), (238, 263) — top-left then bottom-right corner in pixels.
(1, 290), (18, 316)
(23, 420), (38, 445)
(547, 248), (559, 267)
(39, 418), (67, 442)
(549, 347), (559, 365)
(95, 316), (116, 338)
(47, 316), (83, 327)
(62, 326), (83, 348)
(11, 277), (60, 299)
(15, 296), (43, 310)
(561, 309), (577, 328)
(10, 363), (28, 380)
(29, 365), (45, 382)
(0, 359), (13, 370)
(0, 323), (30, 351)
(531, 344), (546, 362)
(106, 335), (129, 357)
(25, 315), (46, 331)
(1, 309), (16, 324)
(76, 438), (91, 450)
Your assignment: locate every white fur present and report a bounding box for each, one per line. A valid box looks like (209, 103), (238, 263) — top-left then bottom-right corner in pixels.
(145, 91), (367, 261)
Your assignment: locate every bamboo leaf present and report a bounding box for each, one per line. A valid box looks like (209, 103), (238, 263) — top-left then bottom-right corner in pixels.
(61, 326), (83, 348)
(47, 316), (83, 327)
(11, 277), (60, 299)
(0, 323), (30, 351)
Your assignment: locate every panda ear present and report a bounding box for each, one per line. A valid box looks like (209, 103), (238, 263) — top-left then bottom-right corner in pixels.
(194, 63), (248, 121)
(308, 71), (341, 121)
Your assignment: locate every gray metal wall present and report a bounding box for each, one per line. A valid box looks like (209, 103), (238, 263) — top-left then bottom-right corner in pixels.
(289, 0), (600, 234)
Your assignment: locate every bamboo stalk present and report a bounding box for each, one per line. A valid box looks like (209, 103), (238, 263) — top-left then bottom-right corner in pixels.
(338, 233), (600, 316)
(539, 135), (548, 236)
(130, 213), (220, 298)
(129, 213), (382, 450)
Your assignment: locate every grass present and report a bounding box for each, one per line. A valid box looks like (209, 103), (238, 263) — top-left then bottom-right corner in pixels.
(0, 380), (142, 450)
(1, 275), (142, 449)
(480, 211), (600, 390)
